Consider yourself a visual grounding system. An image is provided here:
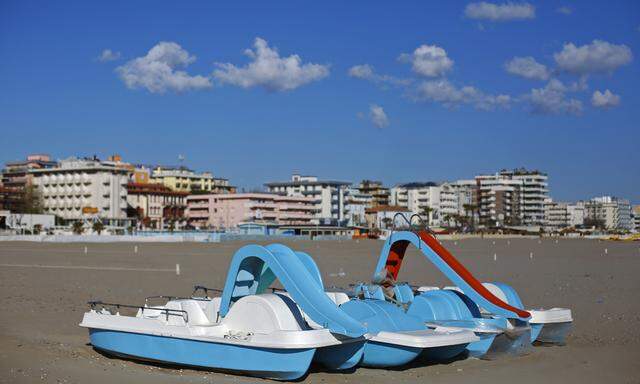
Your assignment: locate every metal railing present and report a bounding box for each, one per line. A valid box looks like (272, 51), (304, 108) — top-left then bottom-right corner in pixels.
(192, 285), (223, 298)
(389, 213), (438, 248)
(88, 300), (189, 323)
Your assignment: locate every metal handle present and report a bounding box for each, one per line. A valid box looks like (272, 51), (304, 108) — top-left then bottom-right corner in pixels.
(192, 285), (223, 297)
(88, 300), (189, 323)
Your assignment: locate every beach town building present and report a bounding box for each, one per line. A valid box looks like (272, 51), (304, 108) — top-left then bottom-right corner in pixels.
(126, 182), (188, 230)
(186, 193), (315, 229)
(151, 166), (235, 194)
(475, 176), (522, 227)
(0, 154), (58, 212)
(585, 196), (633, 231)
(544, 199), (570, 230)
(30, 157), (131, 226)
(356, 180), (390, 207)
(1, 154), (58, 190)
(265, 174), (351, 225)
(365, 205), (412, 230)
(474, 169), (548, 228)
(344, 187), (370, 227)
(567, 202), (585, 227)
(390, 182), (441, 225)
(633, 206), (640, 233)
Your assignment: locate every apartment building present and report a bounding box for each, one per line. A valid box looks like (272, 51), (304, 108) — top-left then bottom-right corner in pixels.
(151, 166), (235, 194)
(357, 180), (390, 207)
(389, 181), (474, 227)
(364, 205), (412, 230)
(567, 202), (585, 227)
(475, 169), (548, 227)
(390, 182), (440, 224)
(265, 174), (351, 225)
(544, 199), (570, 230)
(186, 193), (314, 229)
(126, 182), (188, 230)
(344, 187), (371, 226)
(2, 154), (58, 190)
(633, 206), (640, 233)
(585, 196), (633, 231)
(31, 158), (131, 225)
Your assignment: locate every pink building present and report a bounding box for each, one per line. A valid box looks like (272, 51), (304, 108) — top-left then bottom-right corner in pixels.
(186, 193), (315, 229)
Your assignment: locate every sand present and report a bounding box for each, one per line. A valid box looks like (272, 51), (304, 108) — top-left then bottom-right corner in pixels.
(1, 238), (640, 383)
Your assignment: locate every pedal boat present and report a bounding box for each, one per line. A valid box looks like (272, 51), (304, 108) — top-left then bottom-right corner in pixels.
(193, 243), (478, 370)
(80, 243), (367, 380)
(370, 224), (536, 358)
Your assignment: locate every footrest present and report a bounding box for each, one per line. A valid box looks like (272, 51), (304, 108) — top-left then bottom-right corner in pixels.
(529, 308), (572, 324)
(370, 328), (478, 348)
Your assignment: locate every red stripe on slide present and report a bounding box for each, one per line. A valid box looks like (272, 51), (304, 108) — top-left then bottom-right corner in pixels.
(417, 231), (530, 319)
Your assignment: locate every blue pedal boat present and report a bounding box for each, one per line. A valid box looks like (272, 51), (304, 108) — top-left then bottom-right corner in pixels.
(80, 243), (367, 380)
(370, 227), (534, 358)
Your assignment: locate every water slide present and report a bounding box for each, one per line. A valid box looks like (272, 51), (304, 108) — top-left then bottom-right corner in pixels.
(374, 230), (531, 320)
(218, 244), (366, 338)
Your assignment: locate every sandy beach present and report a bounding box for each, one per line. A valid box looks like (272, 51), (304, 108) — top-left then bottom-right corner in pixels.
(1, 238), (639, 383)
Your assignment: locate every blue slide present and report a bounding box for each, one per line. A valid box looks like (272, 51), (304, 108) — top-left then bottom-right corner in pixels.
(218, 243), (366, 338)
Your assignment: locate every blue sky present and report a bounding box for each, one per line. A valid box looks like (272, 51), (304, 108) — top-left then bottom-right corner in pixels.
(1, 1), (638, 203)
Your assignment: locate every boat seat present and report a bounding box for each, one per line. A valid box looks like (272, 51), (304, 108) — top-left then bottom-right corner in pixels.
(180, 300), (212, 326)
(326, 292), (350, 306)
(164, 299), (211, 326)
(203, 297), (222, 323)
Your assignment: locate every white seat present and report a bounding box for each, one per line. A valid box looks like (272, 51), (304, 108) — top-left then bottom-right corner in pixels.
(326, 292), (350, 306)
(180, 300), (211, 326)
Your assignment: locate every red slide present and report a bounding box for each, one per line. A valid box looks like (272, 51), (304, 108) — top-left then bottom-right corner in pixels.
(384, 230), (530, 319)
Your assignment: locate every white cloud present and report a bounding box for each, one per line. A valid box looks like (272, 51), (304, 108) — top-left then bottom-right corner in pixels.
(116, 42), (211, 93)
(369, 104), (389, 128)
(556, 6), (573, 15)
(414, 79), (511, 110)
(98, 49), (121, 62)
(525, 79), (583, 115)
(591, 89), (620, 108)
(212, 38), (329, 92)
(505, 56), (550, 80)
(554, 40), (633, 75)
(398, 44), (453, 77)
(348, 64), (410, 87)
(464, 2), (535, 21)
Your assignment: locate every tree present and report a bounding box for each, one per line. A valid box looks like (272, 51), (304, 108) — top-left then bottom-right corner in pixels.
(92, 221), (105, 235)
(463, 203), (477, 231)
(18, 185), (44, 214)
(72, 221), (84, 235)
(381, 217), (393, 229)
(420, 205), (434, 225)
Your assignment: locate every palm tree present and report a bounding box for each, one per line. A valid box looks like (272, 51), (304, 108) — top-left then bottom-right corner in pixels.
(463, 203), (477, 231)
(420, 205), (434, 225)
(72, 221), (84, 235)
(92, 221), (105, 235)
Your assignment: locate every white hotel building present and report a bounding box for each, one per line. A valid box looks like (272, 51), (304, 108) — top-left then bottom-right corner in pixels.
(31, 158), (131, 226)
(476, 169), (549, 227)
(265, 174), (351, 225)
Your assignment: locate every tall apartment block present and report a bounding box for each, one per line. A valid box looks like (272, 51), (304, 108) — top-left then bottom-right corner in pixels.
(584, 196), (633, 231)
(265, 174), (351, 225)
(475, 169), (548, 227)
(31, 158), (131, 226)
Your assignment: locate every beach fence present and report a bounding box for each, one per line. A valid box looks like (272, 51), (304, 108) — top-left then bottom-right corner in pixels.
(0, 231), (352, 243)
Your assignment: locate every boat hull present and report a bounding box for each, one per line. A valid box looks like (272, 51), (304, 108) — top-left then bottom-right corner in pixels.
(313, 340), (365, 370)
(533, 321), (572, 344)
(89, 329), (315, 380)
(360, 341), (422, 368)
